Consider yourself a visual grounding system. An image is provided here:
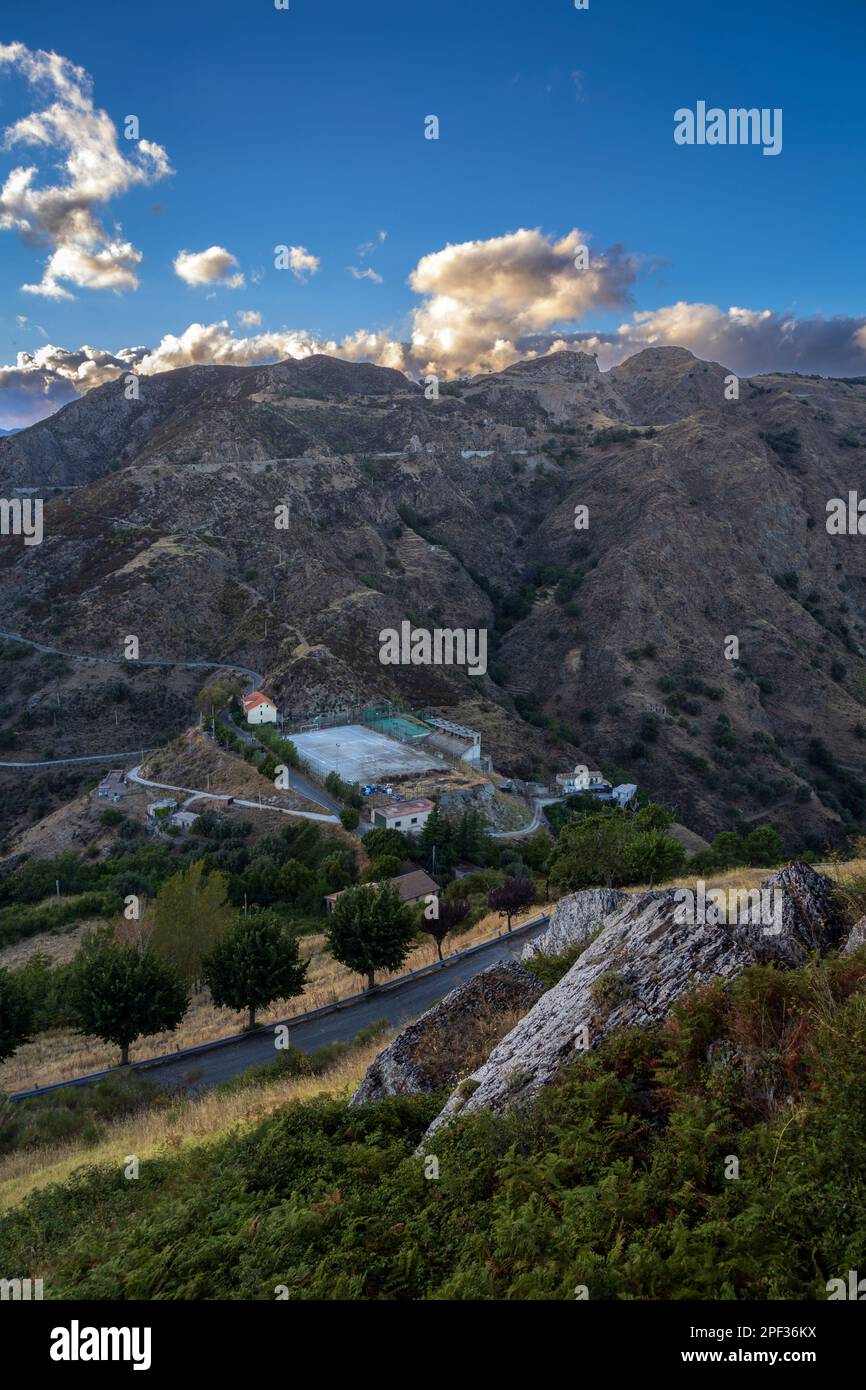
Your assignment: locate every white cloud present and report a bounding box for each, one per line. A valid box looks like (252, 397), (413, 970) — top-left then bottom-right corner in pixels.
(0, 42), (172, 299)
(174, 246), (245, 289)
(5, 227), (866, 427)
(548, 302), (866, 377)
(279, 245), (320, 280)
(347, 266), (383, 284)
(358, 230), (386, 259)
(405, 227), (637, 376)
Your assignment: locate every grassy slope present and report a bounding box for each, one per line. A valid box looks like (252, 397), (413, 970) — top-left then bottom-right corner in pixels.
(2, 948), (866, 1300)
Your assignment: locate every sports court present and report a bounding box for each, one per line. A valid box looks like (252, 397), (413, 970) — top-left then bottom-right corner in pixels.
(291, 723), (438, 782)
(365, 713), (431, 741)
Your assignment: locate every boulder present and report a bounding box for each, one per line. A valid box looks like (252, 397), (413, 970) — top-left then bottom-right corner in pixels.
(729, 861), (848, 965)
(350, 959), (544, 1106)
(841, 914), (866, 956)
(521, 887), (626, 961)
(423, 863), (847, 1143)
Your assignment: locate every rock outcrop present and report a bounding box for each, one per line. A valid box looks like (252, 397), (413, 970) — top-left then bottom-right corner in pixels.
(841, 915), (866, 956)
(520, 887), (626, 961)
(350, 959), (544, 1105)
(729, 861), (849, 964)
(422, 863), (847, 1142)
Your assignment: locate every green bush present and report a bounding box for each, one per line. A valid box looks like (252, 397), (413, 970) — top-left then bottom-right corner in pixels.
(4, 954), (866, 1299)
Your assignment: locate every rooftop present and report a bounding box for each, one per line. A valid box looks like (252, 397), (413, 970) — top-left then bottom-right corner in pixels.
(376, 798), (435, 818)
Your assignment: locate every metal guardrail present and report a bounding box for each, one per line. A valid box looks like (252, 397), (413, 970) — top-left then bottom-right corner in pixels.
(7, 911), (551, 1103)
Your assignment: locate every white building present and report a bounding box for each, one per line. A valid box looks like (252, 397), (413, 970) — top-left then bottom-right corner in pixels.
(371, 798), (435, 833)
(96, 769), (127, 800)
(555, 766), (611, 796)
(241, 690), (278, 725)
(147, 798), (177, 822)
(170, 810), (200, 832)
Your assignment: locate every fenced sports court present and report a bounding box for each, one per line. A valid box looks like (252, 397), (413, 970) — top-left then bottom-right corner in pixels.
(290, 723), (439, 783)
(364, 712), (431, 741)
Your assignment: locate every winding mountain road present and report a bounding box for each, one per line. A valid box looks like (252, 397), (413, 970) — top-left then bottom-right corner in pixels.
(126, 765), (340, 823)
(0, 627), (264, 688)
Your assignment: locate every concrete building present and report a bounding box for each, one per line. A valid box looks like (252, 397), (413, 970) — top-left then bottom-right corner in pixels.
(170, 810), (200, 832)
(241, 690), (278, 725)
(324, 868), (439, 913)
(424, 717), (482, 764)
(371, 798), (435, 833)
(146, 798), (177, 822)
(96, 769), (127, 800)
(555, 767), (612, 796)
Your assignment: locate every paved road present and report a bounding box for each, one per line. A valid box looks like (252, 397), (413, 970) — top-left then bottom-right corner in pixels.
(0, 627), (264, 690)
(127, 765), (340, 824)
(0, 748), (156, 768)
(216, 709), (342, 815)
(489, 796), (562, 839)
(141, 914), (551, 1093)
(9, 914), (551, 1102)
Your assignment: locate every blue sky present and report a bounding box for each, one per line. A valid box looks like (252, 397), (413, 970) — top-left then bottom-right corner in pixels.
(1, 0), (864, 426)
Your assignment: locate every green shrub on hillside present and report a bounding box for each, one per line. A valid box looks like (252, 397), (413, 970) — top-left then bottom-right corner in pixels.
(3, 952), (865, 1300)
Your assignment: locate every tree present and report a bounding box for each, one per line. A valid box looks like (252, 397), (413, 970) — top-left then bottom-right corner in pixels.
(326, 883), (415, 991)
(418, 806), (459, 873)
(488, 877), (535, 932)
(453, 809), (488, 863)
(0, 968), (34, 1063)
(68, 931), (188, 1066)
(275, 858), (315, 901)
(634, 802), (675, 832)
(422, 896), (469, 961)
(522, 830), (553, 873)
(196, 677), (241, 722)
(710, 831), (747, 868)
(627, 830), (686, 887)
(744, 825), (785, 867)
(361, 854), (403, 884)
(339, 806), (360, 831)
(362, 827), (409, 859)
(203, 909), (307, 1029)
(150, 859), (234, 987)
(549, 810), (631, 892)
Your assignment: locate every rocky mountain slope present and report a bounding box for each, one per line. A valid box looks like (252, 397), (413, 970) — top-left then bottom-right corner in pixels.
(1, 346), (866, 847)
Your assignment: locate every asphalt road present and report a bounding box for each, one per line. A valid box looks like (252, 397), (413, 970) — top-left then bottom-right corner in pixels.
(216, 709), (342, 815)
(0, 627), (263, 689)
(132, 914), (551, 1094)
(127, 764), (340, 823)
(0, 749), (156, 768)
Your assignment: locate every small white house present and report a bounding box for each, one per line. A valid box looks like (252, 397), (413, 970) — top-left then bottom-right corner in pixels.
(371, 798), (435, 833)
(611, 783), (638, 808)
(170, 810), (200, 832)
(241, 690), (278, 725)
(96, 769), (127, 801)
(147, 798), (177, 822)
(555, 767), (611, 796)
